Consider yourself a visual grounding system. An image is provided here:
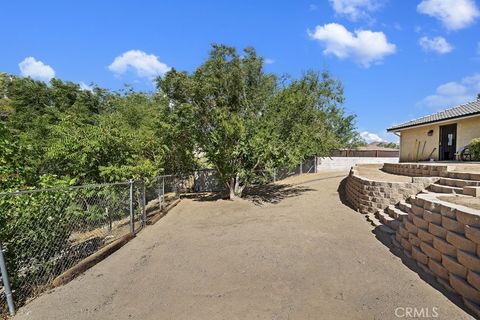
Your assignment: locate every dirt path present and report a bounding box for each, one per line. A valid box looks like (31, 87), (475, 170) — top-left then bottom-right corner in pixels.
(14, 172), (471, 320)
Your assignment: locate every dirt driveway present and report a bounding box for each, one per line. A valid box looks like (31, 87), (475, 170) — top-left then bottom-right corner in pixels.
(14, 172), (471, 320)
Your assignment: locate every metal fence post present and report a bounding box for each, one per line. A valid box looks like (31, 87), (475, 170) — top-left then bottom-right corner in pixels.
(158, 176), (165, 210)
(129, 179), (134, 234)
(0, 243), (15, 316)
(106, 207), (112, 232)
(273, 169), (276, 183)
(300, 161), (303, 175)
(141, 179), (146, 227)
(174, 175), (179, 198)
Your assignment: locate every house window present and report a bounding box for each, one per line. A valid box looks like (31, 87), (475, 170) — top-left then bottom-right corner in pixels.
(448, 133), (454, 146)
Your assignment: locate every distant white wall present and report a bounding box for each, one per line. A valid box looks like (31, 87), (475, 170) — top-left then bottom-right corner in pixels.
(316, 157), (399, 171)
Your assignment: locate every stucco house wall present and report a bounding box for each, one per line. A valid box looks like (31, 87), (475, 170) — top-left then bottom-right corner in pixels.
(399, 123), (439, 162)
(398, 115), (480, 162)
(457, 116), (480, 151)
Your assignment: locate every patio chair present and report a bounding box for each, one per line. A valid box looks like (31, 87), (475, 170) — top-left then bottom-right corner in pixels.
(456, 145), (472, 161)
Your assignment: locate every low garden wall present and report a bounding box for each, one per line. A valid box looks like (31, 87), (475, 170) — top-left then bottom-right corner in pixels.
(395, 193), (480, 315)
(383, 163), (480, 181)
(383, 163), (450, 177)
(345, 166), (438, 214)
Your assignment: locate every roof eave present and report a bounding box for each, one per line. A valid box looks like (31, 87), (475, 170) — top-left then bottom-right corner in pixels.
(386, 111), (480, 133)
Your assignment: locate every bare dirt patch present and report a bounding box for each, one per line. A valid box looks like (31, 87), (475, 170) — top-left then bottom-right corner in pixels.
(438, 195), (480, 210)
(14, 172), (469, 320)
(355, 164), (413, 183)
(450, 163), (480, 172)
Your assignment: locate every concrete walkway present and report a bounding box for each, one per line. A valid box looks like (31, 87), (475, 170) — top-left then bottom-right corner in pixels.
(14, 172), (472, 320)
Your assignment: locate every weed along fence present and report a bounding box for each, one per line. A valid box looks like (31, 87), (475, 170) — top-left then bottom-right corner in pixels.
(0, 175), (180, 317)
(0, 163), (317, 316)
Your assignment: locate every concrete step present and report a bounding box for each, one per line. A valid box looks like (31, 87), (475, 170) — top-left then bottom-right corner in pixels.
(367, 211), (396, 234)
(366, 212), (382, 228)
(398, 201), (412, 213)
(438, 177), (480, 188)
(448, 172), (480, 181)
(378, 224), (396, 235)
(419, 189), (435, 195)
(428, 183), (463, 194)
(375, 210), (401, 230)
(387, 205), (409, 221)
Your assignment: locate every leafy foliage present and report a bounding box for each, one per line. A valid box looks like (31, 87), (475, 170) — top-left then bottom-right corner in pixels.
(377, 141), (399, 149)
(158, 44), (361, 198)
(470, 138), (480, 160)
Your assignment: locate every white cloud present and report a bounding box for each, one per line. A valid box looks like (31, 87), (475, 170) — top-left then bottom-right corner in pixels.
(329, 0), (383, 21)
(264, 58), (275, 64)
(18, 57), (55, 82)
(79, 82), (93, 91)
(419, 73), (480, 109)
(108, 50), (171, 79)
(419, 36), (453, 54)
(308, 23), (396, 67)
(360, 131), (385, 143)
(417, 0), (479, 30)
(477, 42), (480, 55)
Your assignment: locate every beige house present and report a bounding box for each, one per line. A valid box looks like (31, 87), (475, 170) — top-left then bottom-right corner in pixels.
(387, 99), (480, 162)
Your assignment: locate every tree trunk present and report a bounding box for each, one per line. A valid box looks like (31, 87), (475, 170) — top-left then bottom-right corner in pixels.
(228, 174), (245, 200)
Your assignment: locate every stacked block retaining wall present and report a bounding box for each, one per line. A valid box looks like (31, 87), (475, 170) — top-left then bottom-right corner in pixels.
(345, 167), (438, 214)
(383, 163), (480, 181)
(383, 163), (450, 177)
(396, 193), (480, 315)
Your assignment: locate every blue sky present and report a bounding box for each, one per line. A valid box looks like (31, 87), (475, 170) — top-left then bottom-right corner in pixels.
(1, 0), (480, 142)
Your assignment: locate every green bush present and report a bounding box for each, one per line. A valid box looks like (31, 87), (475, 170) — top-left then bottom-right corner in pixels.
(470, 138), (480, 160)
(0, 183), (133, 305)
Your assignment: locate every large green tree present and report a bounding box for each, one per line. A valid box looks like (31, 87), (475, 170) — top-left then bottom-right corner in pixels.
(158, 44), (360, 199)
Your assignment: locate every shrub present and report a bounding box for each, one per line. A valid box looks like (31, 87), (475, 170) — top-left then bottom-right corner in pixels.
(470, 138), (480, 160)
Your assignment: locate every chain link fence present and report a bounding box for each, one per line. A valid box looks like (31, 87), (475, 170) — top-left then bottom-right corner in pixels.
(0, 176), (181, 317)
(144, 175), (181, 217)
(0, 163), (318, 317)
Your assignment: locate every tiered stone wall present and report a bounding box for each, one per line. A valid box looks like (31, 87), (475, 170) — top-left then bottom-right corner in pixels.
(383, 163), (450, 177)
(396, 193), (480, 314)
(345, 167), (438, 214)
(383, 163), (480, 181)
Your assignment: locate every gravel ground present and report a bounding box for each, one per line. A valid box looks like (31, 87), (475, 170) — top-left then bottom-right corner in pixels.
(13, 172), (471, 320)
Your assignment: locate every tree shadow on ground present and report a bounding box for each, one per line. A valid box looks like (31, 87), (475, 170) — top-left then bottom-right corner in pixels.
(243, 183), (315, 205)
(183, 183), (315, 205)
(186, 173), (347, 205)
(182, 192), (227, 202)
